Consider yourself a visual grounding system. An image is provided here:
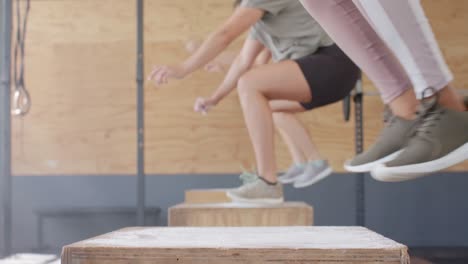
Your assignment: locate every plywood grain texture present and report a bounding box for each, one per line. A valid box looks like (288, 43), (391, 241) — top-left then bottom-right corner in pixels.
(61, 226), (409, 264)
(168, 202), (313, 227)
(12, 0), (137, 175)
(12, 0), (468, 175)
(185, 189), (231, 204)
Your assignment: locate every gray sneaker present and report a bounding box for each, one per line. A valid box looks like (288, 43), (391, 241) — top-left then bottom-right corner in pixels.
(293, 160), (333, 188)
(278, 164), (304, 184)
(227, 176), (284, 204)
(344, 107), (418, 172)
(372, 98), (468, 182)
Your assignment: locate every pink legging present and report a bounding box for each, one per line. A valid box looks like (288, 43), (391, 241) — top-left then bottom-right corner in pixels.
(299, 0), (414, 104)
(356, 0), (453, 99)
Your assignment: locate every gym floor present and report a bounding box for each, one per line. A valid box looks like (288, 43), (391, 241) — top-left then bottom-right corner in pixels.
(411, 248), (468, 264)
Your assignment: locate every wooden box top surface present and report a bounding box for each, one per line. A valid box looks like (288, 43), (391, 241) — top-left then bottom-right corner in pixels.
(63, 227), (409, 263)
(66, 226), (405, 250)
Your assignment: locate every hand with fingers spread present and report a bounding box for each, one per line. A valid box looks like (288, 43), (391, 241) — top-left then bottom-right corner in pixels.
(194, 97), (218, 115)
(147, 64), (187, 86)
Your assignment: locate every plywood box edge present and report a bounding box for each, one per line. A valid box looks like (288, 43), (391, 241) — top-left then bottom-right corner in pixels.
(401, 247), (411, 264)
(61, 246), (71, 264)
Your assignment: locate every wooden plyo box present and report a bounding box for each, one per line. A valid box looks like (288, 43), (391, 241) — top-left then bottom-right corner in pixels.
(61, 226), (410, 264)
(0, 254), (59, 264)
(169, 202), (313, 227)
(185, 189), (231, 204)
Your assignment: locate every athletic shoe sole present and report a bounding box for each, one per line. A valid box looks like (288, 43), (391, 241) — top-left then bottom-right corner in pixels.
(226, 191), (284, 204)
(371, 142), (468, 182)
(343, 150), (403, 173)
(293, 167), (333, 188)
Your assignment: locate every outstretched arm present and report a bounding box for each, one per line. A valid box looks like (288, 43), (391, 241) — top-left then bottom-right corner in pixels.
(148, 7), (264, 86)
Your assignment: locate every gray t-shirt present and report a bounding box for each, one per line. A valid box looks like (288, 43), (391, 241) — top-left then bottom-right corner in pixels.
(241, 0), (334, 62)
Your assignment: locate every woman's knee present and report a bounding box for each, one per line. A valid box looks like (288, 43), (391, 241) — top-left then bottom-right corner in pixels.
(237, 72), (262, 102)
(237, 72), (257, 94)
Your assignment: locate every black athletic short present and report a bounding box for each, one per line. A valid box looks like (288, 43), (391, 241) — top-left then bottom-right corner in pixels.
(295, 44), (361, 110)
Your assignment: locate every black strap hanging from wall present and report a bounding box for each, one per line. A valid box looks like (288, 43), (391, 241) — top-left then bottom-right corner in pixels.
(354, 78), (365, 227)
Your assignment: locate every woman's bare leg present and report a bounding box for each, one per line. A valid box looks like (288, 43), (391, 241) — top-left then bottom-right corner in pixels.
(237, 61), (312, 182)
(270, 100), (322, 163)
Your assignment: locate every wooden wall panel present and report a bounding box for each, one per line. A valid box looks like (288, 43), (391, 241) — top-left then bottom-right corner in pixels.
(12, 0), (137, 175)
(12, 0), (468, 175)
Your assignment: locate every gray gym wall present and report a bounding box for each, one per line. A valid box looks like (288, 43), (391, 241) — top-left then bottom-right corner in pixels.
(10, 171), (468, 254)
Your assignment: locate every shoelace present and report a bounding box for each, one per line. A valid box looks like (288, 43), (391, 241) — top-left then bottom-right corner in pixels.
(414, 96), (441, 137)
(408, 87), (442, 139)
(311, 160), (326, 169)
(379, 106), (399, 136)
(380, 88), (442, 143)
(239, 166), (258, 185)
(382, 105), (393, 123)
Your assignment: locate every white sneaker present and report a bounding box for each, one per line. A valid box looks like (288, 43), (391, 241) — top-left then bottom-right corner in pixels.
(293, 160), (333, 188)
